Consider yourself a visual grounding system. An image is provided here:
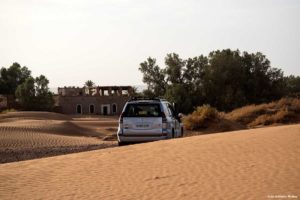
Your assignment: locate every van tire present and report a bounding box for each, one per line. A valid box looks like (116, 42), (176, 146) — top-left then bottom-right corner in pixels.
(118, 142), (126, 146)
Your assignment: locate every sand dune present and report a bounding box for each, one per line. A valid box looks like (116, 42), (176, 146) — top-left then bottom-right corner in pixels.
(0, 124), (299, 200)
(0, 112), (117, 163)
(0, 111), (71, 121)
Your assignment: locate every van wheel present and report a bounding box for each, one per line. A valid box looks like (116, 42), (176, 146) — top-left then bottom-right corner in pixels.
(118, 142), (126, 146)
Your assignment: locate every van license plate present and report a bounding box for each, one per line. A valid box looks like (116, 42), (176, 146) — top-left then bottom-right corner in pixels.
(136, 124), (149, 128)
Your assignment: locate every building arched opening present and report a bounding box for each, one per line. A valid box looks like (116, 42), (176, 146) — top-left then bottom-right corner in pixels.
(90, 104), (95, 114)
(103, 106), (108, 115)
(112, 104), (117, 114)
(76, 105), (82, 114)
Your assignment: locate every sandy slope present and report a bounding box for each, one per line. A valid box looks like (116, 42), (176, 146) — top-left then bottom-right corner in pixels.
(0, 111), (71, 121)
(0, 124), (299, 200)
(0, 112), (117, 163)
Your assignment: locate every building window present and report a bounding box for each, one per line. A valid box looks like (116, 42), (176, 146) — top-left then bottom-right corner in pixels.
(76, 104), (82, 114)
(89, 104), (95, 114)
(112, 104), (117, 114)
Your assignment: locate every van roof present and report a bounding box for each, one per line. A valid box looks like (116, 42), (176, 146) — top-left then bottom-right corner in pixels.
(128, 97), (167, 102)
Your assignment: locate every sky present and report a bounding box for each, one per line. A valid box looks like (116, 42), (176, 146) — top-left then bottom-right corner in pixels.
(1, 0), (299, 88)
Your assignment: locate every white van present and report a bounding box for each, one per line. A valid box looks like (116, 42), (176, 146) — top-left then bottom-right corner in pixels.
(117, 98), (183, 145)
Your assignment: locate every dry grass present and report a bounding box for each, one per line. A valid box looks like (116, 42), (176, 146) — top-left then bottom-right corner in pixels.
(0, 108), (17, 114)
(248, 108), (295, 127)
(225, 103), (270, 124)
(226, 98), (300, 127)
(183, 98), (300, 133)
(183, 105), (220, 130)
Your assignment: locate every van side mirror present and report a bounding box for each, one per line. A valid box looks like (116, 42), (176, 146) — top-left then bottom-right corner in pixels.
(173, 103), (178, 113)
(177, 113), (183, 122)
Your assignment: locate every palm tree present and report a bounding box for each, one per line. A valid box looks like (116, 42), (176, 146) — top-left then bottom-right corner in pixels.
(84, 80), (95, 95)
(84, 80), (95, 88)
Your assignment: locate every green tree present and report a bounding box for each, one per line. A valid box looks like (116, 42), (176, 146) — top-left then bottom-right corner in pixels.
(202, 49), (247, 111)
(0, 63), (31, 95)
(84, 80), (95, 95)
(139, 57), (166, 97)
(35, 75), (54, 111)
(284, 75), (300, 96)
(131, 86), (140, 96)
(15, 75), (54, 111)
(183, 55), (208, 109)
(165, 53), (185, 84)
(164, 54), (207, 113)
(84, 80), (95, 88)
(15, 77), (36, 110)
(165, 84), (193, 113)
(139, 49), (289, 113)
(183, 55), (207, 87)
(242, 52), (285, 103)
(141, 89), (156, 98)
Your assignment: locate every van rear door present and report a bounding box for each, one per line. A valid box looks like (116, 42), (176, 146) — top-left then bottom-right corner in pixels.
(122, 103), (163, 136)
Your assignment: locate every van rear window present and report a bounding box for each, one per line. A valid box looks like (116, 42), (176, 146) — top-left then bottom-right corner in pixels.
(123, 104), (162, 117)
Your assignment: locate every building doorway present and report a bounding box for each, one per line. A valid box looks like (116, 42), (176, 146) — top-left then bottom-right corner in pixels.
(103, 106), (108, 115)
(76, 104), (82, 114)
(112, 104), (117, 114)
(101, 104), (110, 115)
(89, 104), (95, 114)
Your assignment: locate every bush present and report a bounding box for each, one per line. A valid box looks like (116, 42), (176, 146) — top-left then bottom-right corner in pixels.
(277, 98), (300, 113)
(249, 107), (296, 127)
(225, 103), (269, 124)
(227, 97), (300, 127)
(0, 108), (17, 114)
(183, 105), (220, 130)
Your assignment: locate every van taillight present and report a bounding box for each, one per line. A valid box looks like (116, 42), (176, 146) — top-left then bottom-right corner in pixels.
(119, 112), (124, 133)
(162, 112), (167, 129)
(161, 112), (167, 121)
(119, 112), (124, 123)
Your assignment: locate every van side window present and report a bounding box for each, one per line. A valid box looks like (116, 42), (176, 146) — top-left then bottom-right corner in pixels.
(167, 104), (176, 117)
(163, 103), (171, 116)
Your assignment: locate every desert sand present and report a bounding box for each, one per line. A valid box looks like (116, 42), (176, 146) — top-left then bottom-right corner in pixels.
(0, 112), (117, 163)
(0, 124), (299, 200)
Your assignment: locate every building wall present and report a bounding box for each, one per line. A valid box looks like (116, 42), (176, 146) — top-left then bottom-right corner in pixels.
(57, 95), (129, 115)
(0, 95), (8, 111)
(0, 95), (15, 111)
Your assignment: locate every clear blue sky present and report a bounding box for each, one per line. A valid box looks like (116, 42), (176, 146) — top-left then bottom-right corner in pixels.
(1, 0), (299, 87)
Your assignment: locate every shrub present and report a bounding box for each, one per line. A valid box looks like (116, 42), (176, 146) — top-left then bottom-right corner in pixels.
(226, 97), (299, 127)
(249, 107), (296, 127)
(225, 103), (269, 124)
(183, 105), (220, 130)
(290, 98), (300, 113)
(0, 108), (17, 114)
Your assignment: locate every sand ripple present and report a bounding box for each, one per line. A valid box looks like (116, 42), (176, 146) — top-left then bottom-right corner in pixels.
(0, 124), (299, 199)
(0, 113), (117, 163)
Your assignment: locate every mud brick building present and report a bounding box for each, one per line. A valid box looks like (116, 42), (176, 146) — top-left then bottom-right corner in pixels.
(0, 95), (15, 111)
(54, 86), (133, 115)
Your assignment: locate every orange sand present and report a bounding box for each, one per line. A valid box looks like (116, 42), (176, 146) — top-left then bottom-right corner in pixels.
(0, 112), (117, 163)
(0, 124), (299, 199)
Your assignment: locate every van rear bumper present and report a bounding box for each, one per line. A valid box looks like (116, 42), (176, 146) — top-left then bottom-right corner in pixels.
(118, 134), (168, 142)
